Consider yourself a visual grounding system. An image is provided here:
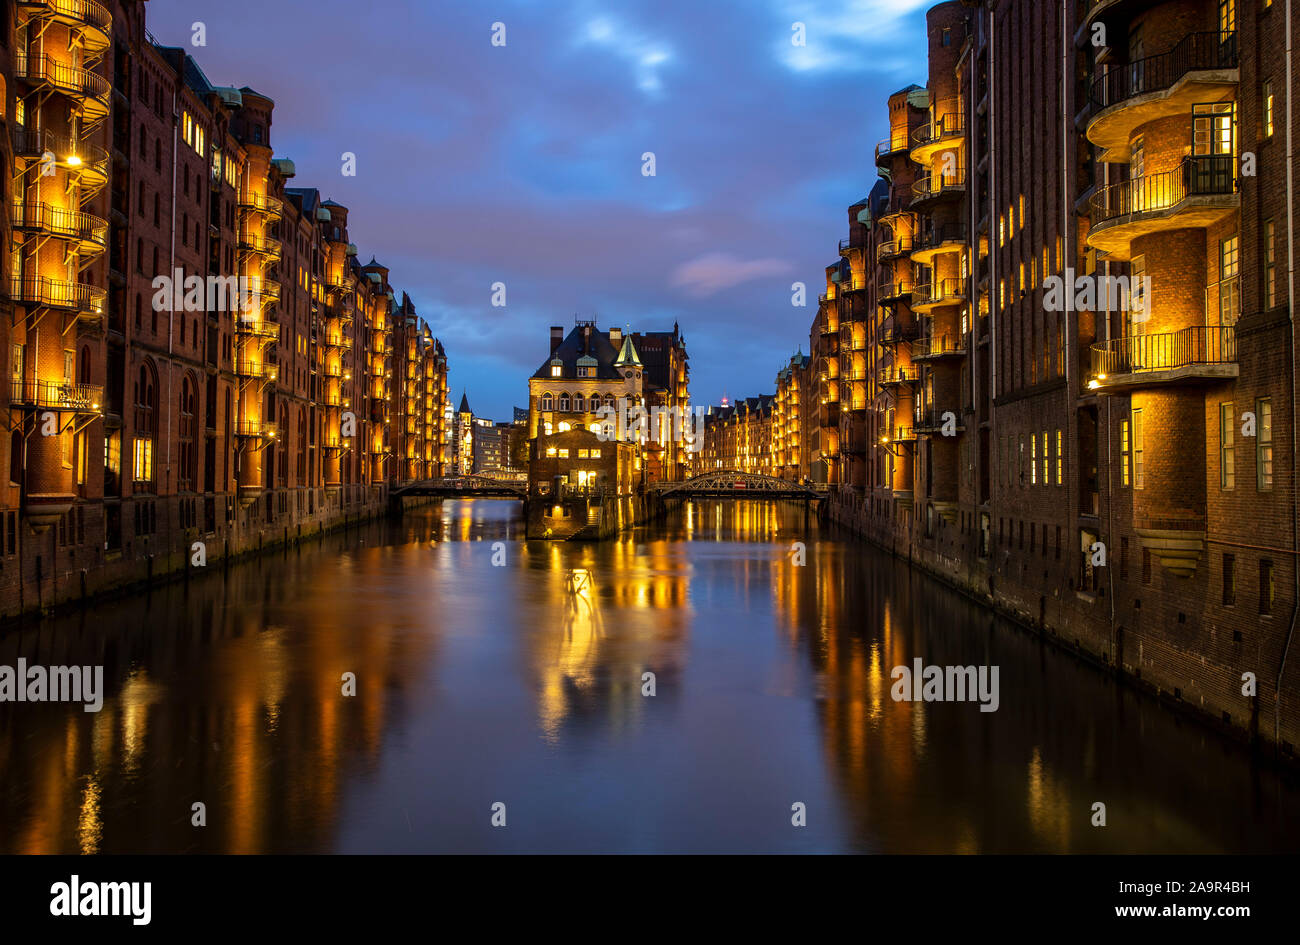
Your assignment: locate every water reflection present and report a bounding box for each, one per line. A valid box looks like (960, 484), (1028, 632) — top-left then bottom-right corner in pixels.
(0, 498), (1295, 853)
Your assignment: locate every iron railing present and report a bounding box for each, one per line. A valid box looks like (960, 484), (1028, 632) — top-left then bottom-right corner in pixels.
(9, 379), (102, 411)
(11, 202), (108, 248)
(1090, 325), (1236, 376)
(8, 274), (106, 311)
(1091, 155), (1237, 225)
(1091, 31), (1238, 109)
(912, 333), (965, 359)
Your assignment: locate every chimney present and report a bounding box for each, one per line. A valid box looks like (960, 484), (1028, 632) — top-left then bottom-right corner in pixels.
(582, 324), (591, 353)
(550, 326), (563, 354)
(609, 326), (622, 347)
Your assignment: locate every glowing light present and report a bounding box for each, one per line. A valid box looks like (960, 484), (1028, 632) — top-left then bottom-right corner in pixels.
(66, 154), (82, 167)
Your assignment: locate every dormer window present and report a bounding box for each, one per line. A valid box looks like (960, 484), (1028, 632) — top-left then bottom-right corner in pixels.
(550, 357), (563, 378)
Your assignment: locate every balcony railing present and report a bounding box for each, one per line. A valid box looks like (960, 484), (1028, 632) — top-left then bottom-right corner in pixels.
(238, 233), (282, 260)
(1091, 32), (1238, 110)
(911, 278), (965, 309)
(1092, 155), (1237, 226)
(8, 274), (106, 313)
(10, 129), (110, 184)
(912, 333), (966, 360)
(877, 235), (914, 260)
(11, 202), (108, 250)
(875, 135), (910, 164)
(9, 379), (102, 411)
(18, 0), (112, 48)
(238, 192), (283, 218)
(914, 407), (960, 432)
(912, 170), (966, 201)
(879, 367), (919, 385)
(914, 223), (967, 254)
(878, 279), (915, 302)
(839, 274), (866, 293)
(1090, 325), (1235, 377)
(233, 420), (277, 439)
(234, 318), (279, 340)
(14, 52), (111, 111)
(234, 356), (277, 380)
(912, 106), (965, 148)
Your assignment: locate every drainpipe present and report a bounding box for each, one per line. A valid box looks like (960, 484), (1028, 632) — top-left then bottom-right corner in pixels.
(1278, 0), (1297, 748)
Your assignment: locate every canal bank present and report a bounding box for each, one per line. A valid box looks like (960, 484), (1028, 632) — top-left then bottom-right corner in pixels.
(826, 491), (1300, 765)
(0, 487), (442, 623)
(2, 497), (1297, 853)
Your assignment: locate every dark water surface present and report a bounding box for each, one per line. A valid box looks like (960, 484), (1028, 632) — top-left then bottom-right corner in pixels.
(1, 498), (1295, 853)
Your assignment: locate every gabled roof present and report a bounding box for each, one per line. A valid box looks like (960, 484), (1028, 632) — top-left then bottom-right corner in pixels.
(459, 392), (472, 414)
(531, 325), (627, 381)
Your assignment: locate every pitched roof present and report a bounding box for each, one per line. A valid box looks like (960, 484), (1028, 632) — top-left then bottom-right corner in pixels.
(531, 325), (628, 381)
(458, 392), (471, 414)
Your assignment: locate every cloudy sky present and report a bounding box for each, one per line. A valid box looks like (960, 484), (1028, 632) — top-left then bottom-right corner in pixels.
(152, 0), (931, 420)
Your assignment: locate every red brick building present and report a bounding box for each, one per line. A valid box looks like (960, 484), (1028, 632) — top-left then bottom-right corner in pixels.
(0, 1), (449, 617)
(785, 0), (1300, 754)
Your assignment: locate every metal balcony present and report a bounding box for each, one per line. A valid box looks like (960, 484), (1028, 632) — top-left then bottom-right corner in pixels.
(233, 420), (277, 439)
(1089, 325), (1237, 389)
(1088, 32), (1238, 161)
(14, 52), (111, 126)
(237, 233), (283, 261)
(877, 235), (915, 261)
(912, 333), (967, 360)
(1088, 156), (1238, 260)
(911, 170), (966, 204)
(238, 192), (283, 219)
(8, 274), (106, 317)
(11, 202), (108, 254)
(16, 0), (112, 57)
(878, 279), (915, 304)
(875, 134), (910, 167)
(9, 378), (102, 411)
(10, 129), (109, 194)
(910, 101), (965, 166)
(910, 278), (966, 313)
(910, 223), (968, 266)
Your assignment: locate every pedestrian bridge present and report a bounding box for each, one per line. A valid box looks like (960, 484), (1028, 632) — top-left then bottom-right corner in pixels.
(391, 475), (527, 498)
(647, 470), (827, 500)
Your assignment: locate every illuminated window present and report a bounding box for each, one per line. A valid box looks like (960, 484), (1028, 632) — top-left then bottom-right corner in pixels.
(558, 422), (571, 432)
(558, 449), (569, 459)
(591, 449), (602, 459)
(1193, 103), (1235, 156)
(133, 437), (153, 482)
(577, 448), (589, 458)
(1263, 80), (1275, 138)
(1040, 431), (1048, 484)
(1054, 430), (1063, 485)
(1257, 398), (1273, 491)
(1220, 402), (1235, 490)
(1119, 419), (1131, 487)
(546, 447), (557, 457)
(1132, 408), (1144, 489)
(1030, 435), (1037, 485)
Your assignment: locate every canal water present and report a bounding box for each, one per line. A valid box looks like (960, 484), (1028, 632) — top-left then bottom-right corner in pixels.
(1, 498), (1296, 853)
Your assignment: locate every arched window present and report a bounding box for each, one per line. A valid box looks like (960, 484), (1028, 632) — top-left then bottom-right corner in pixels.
(605, 394), (617, 408)
(572, 394), (584, 412)
(178, 374), (197, 491)
(133, 360), (157, 489)
(558, 393), (570, 412)
(540, 393), (553, 411)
